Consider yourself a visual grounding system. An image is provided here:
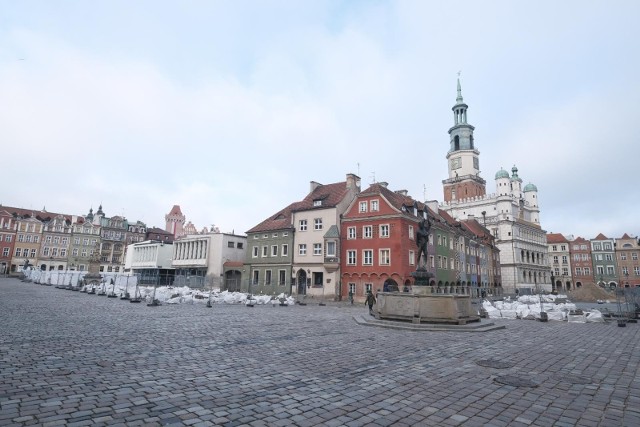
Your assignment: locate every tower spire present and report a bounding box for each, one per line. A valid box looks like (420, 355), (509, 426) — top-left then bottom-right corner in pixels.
(456, 71), (463, 104)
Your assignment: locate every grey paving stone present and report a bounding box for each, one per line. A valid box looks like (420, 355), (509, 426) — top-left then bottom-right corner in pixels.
(2, 278), (640, 427)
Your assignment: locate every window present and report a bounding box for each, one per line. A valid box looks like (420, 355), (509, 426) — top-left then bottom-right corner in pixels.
(370, 200), (379, 211)
(43, 247), (50, 256)
(313, 243), (322, 255)
(635, 266), (640, 276)
(46, 236), (52, 243)
(30, 249), (37, 258)
(83, 238), (89, 246)
(271, 245), (278, 256)
(379, 224), (389, 238)
(253, 247), (259, 258)
(81, 249), (87, 257)
(562, 256), (568, 264)
(584, 267), (590, 276)
(298, 244), (307, 256)
(359, 201), (367, 213)
(282, 244), (288, 256)
(74, 237), (80, 245)
(365, 283), (372, 293)
(593, 243), (601, 251)
(621, 253), (627, 260)
(2, 248), (8, 257)
(262, 246), (268, 257)
(252, 270), (259, 285)
(347, 227), (356, 239)
(60, 249), (66, 257)
(5, 235), (11, 242)
(363, 250), (373, 265)
(279, 270), (286, 286)
(606, 266), (615, 275)
(265, 270), (272, 285)
(575, 267), (582, 276)
(62, 237), (68, 244)
(605, 254), (613, 261)
(409, 250), (415, 265)
(363, 226), (372, 239)
(408, 225), (414, 240)
(263, 234), (268, 239)
(347, 250), (356, 265)
(237, 242), (243, 249)
(313, 200), (322, 207)
(552, 245), (557, 251)
(283, 232), (288, 237)
(299, 220), (307, 231)
(314, 218), (323, 230)
(272, 233), (278, 238)
(326, 241), (336, 256)
(379, 249), (390, 265)
(14, 248), (21, 257)
(349, 283), (356, 294)
(633, 253), (639, 260)
(228, 241), (235, 248)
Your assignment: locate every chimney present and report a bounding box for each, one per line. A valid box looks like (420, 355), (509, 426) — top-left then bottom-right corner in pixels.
(346, 173), (360, 191)
(379, 181), (388, 188)
(426, 200), (439, 214)
(310, 181), (322, 192)
(395, 189), (408, 196)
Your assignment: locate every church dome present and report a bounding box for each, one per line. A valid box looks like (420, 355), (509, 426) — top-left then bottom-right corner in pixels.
(523, 183), (538, 192)
(495, 168), (510, 179)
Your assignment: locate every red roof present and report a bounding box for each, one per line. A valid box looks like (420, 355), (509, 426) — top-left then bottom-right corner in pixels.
(593, 233), (609, 240)
(546, 233), (568, 244)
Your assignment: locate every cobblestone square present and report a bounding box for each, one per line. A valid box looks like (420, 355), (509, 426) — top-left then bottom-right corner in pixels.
(1, 278), (639, 426)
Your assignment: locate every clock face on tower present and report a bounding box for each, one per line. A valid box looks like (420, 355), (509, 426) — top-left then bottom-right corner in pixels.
(450, 157), (461, 170)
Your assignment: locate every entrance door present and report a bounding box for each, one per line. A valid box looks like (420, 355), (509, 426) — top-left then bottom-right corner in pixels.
(297, 270), (307, 295)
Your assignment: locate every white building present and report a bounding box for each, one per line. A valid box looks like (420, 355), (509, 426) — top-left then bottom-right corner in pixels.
(124, 240), (175, 285)
(291, 174), (360, 298)
(439, 79), (549, 293)
(172, 232), (246, 288)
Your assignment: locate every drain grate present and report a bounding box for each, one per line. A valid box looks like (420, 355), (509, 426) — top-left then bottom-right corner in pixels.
(494, 375), (538, 387)
(476, 359), (515, 369)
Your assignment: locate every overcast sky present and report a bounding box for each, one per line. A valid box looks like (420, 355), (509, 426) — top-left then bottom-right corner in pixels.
(1, 1), (638, 240)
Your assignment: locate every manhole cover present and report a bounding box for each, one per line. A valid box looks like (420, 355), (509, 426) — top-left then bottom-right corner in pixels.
(494, 375), (538, 387)
(476, 359), (515, 369)
(563, 374), (592, 385)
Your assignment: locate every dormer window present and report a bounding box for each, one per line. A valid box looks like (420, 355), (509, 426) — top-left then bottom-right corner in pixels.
(313, 200), (322, 207)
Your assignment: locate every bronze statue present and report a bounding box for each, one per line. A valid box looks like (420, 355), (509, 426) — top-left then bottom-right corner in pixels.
(416, 217), (431, 268)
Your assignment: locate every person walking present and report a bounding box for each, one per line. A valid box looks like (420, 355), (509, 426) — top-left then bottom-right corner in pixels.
(348, 289), (354, 305)
(365, 290), (376, 315)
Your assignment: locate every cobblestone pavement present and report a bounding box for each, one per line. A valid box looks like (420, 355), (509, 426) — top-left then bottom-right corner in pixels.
(1, 278), (639, 427)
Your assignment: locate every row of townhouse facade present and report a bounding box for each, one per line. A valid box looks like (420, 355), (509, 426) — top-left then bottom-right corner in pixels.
(242, 174), (502, 301)
(547, 232), (640, 290)
(0, 205), (158, 276)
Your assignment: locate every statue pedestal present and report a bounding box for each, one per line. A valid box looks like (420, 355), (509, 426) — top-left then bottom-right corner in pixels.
(375, 292), (480, 325)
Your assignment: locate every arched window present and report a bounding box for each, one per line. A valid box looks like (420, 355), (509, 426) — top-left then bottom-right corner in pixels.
(454, 135), (460, 151)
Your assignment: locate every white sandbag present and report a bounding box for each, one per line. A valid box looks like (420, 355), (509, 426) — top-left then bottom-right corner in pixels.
(546, 310), (565, 321)
(585, 310), (605, 323)
(567, 313), (586, 323)
(501, 309), (518, 319)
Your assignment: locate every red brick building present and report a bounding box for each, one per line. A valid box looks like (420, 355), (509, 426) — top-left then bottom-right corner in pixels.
(340, 183), (434, 300)
(569, 236), (594, 289)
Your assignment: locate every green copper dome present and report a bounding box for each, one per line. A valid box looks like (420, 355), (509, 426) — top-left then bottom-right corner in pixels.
(495, 168), (509, 179)
(523, 183), (538, 192)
